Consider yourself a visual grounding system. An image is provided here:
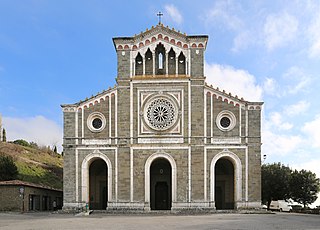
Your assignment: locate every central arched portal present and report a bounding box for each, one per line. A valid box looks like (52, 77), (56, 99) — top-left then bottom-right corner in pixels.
(215, 158), (235, 210)
(150, 158), (172, 210)
(89, 159), (108, 210)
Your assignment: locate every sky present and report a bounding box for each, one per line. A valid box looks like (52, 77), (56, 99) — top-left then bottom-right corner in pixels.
(1, 1), (320, 207)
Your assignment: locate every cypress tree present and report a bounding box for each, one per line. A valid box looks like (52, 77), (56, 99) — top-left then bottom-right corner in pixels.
(2, 128), (6, 142)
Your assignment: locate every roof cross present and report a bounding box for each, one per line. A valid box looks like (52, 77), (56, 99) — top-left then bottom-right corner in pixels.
(157, 11), (163, 24)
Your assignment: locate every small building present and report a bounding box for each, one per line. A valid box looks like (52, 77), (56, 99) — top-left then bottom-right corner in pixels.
(0, 180), (62, 212)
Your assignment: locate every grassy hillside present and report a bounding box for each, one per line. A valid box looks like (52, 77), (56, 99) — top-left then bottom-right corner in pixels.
(0, 142), (63, 189)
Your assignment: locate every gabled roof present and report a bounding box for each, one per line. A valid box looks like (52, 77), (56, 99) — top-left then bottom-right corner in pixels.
(61, 85), (117, 112)
(113, 23), (208, 51)
(205, 83), (264, 109)
(0, 180), (62, 192)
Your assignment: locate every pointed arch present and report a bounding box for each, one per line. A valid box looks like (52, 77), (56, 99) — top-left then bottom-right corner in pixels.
(135, 52), (143, 75)
(145, 48), (153, 75)
(81, 151), (113, 203)
(178, 52), (186, 75)
(155, 43), (166, 75)
(168, 48), (176, 75)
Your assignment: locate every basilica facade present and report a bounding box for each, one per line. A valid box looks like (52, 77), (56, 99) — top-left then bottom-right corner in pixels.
(62, 24), (263, 211)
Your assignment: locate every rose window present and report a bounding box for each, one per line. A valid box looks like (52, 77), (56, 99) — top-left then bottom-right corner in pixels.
(145, 98), (177, 130)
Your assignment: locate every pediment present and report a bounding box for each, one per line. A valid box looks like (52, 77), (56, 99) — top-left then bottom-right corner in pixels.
(113, 24), (208, 52)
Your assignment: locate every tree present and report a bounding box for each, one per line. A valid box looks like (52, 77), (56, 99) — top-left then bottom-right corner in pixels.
(0, 155), (18, 181)
(261, 162), (292, 207)
(2, 128), (6, 142)
(13, 139), (30, 147)
(290, 169), (320, 208)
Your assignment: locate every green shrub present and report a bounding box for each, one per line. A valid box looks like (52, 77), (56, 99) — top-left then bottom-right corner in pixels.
(13, 139), (31, 147)
(0, 155), (18, 181)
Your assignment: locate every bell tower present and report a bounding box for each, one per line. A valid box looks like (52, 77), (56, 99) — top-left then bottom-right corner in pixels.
(113, 24), (208, 79)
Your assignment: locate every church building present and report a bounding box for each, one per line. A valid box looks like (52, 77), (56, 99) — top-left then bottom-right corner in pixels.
(62, 23), (263, 211)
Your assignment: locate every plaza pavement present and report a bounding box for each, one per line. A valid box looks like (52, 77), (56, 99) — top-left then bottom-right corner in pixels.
(0, 212), (319, 230)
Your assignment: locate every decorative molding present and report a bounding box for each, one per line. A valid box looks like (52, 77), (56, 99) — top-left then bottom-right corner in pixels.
(114, 24), (208, 53)
(81, 150), (113, 203)
(82, 139), (111, 145)
(138, 88), (183, 136)
(211, 138), (241, 144)
(138, 137), (184, 144)
(204, 88), (245, 109)
(210, 150), (242, 205)
(86, 112), (107, 133)
(144, 151), (177, 204)
(62, 106), (77, 112)
(215, 110), (237, 132)
(76, 88), (117, 111)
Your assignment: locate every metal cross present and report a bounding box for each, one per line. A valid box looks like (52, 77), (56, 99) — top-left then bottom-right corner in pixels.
(157, 11), (163, 24)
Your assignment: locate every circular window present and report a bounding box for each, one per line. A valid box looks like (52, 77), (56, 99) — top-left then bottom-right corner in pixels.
(87, 112), (106, 132)
(92, 118), (103, 129)
(216, 110), (236, 131)
(144, 97), (178, 131)
(220, 117), (231, 128)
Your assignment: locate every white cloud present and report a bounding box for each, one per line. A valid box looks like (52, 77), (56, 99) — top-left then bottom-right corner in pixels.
(283, 66), (311, 95)
(232, 31), (251, 52)
(263, 77), (279, 96)
(2, 116), (63, 152)
(302, 115), (320, 148)
(263, 67), (311, 98)
(269, 112), (293, 131)
(164, 4), (183, 25)
(203, 0), (243, 31)
(262, 128), (303, 157)
(205, 62), (263, 102)
(284, 100), (310, 116)
(308, 9), (320, 58)
(264, 12), (298, 51)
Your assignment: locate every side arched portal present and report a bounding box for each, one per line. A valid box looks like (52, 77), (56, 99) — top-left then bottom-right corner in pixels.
(81, 151), (112, 210)
(215, 158), (234, 209)
(89, 159), (107, 209)
(150, 158), (172, 210)
(210, 151), (242, 210)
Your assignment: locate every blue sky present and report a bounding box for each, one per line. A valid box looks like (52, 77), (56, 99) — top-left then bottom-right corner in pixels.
(1, 1), (320, 206)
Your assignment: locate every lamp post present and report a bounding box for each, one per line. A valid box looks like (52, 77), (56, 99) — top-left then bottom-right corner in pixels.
(19, 186), (25, 213)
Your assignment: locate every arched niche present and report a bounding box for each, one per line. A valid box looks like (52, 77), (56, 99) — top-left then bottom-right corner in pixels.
(155, 43), (166, 75)
(135, 52), (143, 75)
(178, 52), (186, 75)
(145, 48), (153, 75)
(168, 48), (176, 75)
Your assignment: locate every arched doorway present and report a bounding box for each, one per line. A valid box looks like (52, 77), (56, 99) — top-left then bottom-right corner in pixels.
(150, 158), (172, 210)
(215, 158), (235, 210)
(89, 159), (108, 210)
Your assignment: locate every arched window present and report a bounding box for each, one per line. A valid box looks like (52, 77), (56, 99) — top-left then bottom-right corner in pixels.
(168, 48), (176, 75)
(178, 52), (186, 75)
(155, 43), (165, 75)
(135, 52), (143, 75)
(145, 49), (153, 75)
(158, 53), (163, 69)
